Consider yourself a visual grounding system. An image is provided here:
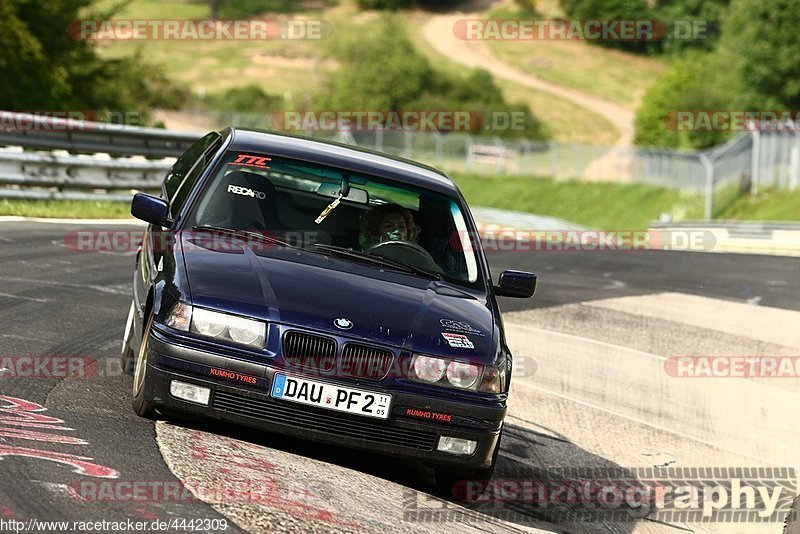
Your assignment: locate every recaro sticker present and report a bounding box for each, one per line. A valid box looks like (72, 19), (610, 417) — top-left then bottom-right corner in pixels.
(441, 332), (474, 349)
(227, 184), (266, 199)
(231, 153), (272, 170)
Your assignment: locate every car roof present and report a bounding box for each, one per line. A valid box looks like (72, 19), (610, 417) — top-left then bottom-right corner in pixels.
(226, 128), (462, 197)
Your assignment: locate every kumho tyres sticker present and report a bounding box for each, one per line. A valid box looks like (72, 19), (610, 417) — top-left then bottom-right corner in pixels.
(441, 332), (474, 349)
(230, 153), (272, 169)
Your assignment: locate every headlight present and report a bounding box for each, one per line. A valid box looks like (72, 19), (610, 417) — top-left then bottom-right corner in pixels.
(411, 355), (447, 382)
(409, 354), (499, 392)
(446, 361), (481, 389)
(193, 308), (226, 337)
(165, 302), (266, 349)
(227, 315), (264, 346)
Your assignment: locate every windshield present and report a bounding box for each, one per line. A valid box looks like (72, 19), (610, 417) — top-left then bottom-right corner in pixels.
(186, 150), (482, 288)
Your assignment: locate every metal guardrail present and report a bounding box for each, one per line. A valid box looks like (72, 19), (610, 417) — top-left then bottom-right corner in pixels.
(0, 111), (185, 201)
(0, 111), (200, 158)
(0, 149), (172, 191)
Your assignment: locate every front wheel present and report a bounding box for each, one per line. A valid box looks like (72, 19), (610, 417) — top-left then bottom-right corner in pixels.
(434, 429), (502, 502)
(132, 309), (157, 419)
(121, 300), (136, 375)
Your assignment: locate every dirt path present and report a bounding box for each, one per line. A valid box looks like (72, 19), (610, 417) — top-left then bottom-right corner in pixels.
(421, 10), (635, 148)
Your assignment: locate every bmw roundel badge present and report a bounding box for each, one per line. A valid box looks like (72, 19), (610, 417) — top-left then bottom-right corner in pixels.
(334, 318), (353, 330)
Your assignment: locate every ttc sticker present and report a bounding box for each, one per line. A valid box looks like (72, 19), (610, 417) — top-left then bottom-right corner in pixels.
(441, 332), (474, 349)
(231, 153), (272, 169)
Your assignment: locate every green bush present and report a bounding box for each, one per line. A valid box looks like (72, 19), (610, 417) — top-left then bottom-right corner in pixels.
(355, 0), (464, 10)
(318, 16), (546, 138)
(559, 0), (731, 55)
(513, 0), (538, 14)
(634, 52), (733, 149)
(322, 17), (433, 111)
(216, 0), (338, 18)
(560, 0), (656, 54)
(356, 0), (407, 9)
(206, 85), (282, 112)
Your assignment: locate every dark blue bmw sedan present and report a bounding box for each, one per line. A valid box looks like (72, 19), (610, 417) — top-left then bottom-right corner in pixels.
(121, 127), (536, 498)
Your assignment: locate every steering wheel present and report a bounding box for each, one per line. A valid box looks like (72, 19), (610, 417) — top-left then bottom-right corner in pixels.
(367, 240), (443, 273)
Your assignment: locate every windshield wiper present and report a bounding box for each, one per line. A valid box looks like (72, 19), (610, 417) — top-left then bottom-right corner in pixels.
(311, 244), (443, 281)
(190, 225), (302, 251)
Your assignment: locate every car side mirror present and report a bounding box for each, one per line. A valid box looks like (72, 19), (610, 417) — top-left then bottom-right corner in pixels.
(131, 193), (171, 227)
(495, 270), (536, 298)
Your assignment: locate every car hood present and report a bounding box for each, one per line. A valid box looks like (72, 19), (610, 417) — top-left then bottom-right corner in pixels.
(180, 236), (496, 363)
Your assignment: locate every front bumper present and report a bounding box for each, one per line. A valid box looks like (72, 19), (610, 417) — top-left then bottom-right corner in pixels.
(142, 329), (505, 472)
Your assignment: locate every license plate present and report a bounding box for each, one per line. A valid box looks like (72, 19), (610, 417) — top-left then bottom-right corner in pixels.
(270, 374), (392, 420)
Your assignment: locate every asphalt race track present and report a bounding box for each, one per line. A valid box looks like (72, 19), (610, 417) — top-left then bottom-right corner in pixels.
(0, 219), (798, 533)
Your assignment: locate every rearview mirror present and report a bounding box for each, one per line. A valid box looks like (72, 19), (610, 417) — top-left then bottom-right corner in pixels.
(131, 193), (171, 227)
(495, 270), (536, 298)
(317, 182), (369, 204)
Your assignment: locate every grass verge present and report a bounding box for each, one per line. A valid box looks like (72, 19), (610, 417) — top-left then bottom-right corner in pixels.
(450, 173), (704, 230)
(0, 199), (133, 219)
(716, 188), (800, 221)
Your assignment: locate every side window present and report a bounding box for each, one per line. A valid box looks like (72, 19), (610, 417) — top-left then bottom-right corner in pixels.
(170, 154), (207, 217)
(162, 132), (221, 217)
(162, 132), (220, 203)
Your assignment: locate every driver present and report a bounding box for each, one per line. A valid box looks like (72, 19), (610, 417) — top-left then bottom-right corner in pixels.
(358, 203), (419, 250)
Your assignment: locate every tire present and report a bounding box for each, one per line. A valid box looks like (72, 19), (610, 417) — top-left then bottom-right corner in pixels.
(132, 309), (157, 419)
(434, 429), (502, 502)
(121, 300), (136, 375)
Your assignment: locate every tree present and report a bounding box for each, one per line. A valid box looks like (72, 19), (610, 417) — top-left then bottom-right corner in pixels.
(0, 0), (183, 118)
(718, 0), (800, 109)
(210, 0), (221, 20)
(655, 0), (729, 55)
(321, 16), (433, 111)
